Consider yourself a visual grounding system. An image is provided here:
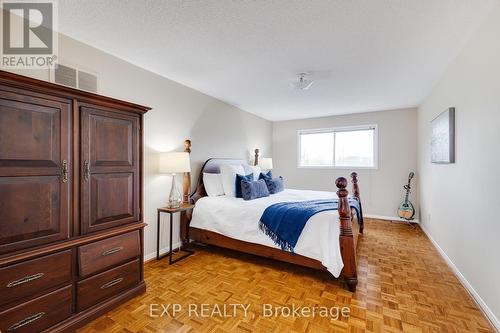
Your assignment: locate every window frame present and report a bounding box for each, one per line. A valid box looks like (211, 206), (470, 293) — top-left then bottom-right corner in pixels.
(297, 124), (379, 169)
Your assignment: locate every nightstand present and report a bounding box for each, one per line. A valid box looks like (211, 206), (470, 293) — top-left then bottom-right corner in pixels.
(157, 203), (195, 264)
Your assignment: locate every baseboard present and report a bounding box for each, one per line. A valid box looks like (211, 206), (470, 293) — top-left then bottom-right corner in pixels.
(420, 225), (500, 332)
(144, 241), (182, 262)
(364, 214), (420, 224)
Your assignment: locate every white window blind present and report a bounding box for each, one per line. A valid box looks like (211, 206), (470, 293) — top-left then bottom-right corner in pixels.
(298, 125), (378, 168)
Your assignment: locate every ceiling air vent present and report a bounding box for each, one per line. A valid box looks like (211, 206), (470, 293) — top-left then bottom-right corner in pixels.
(54, 64), (98, 93)
(54, 64), (77, 88)
(78, 70), (98, 93)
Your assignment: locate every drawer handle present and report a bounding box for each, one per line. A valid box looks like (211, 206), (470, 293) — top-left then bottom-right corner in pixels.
(101, 247), (123, 256)
(8, 312), (45, 331)
(61, 160), (68, 183)
(6, 273), (44, 288)
(83, 160), (90, 181)
(101, 277), (124, 289)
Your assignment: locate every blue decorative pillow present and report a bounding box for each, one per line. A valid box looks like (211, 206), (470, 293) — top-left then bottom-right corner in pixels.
(235, 173), (253, 198)
(241, 179), (270, 201)
(259, 171), (273, 180)
(264, 176), (284, 194)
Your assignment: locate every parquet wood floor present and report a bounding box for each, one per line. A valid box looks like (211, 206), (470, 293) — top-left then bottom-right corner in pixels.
(78, 219), (494, 333)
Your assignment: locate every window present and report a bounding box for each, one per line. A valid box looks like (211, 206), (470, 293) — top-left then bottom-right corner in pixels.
(298, 125), (377, 168)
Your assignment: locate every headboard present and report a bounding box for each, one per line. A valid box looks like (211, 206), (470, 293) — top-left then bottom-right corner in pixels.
(190, 158), (250, 203)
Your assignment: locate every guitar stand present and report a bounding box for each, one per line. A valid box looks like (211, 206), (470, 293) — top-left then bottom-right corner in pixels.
(391, 218), (417, 229)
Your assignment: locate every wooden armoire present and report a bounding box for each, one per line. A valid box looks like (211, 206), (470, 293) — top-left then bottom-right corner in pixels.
(0, 70), (150, 332)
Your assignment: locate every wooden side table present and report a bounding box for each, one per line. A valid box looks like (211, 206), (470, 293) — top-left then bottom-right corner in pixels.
(157, 203), (195, 264)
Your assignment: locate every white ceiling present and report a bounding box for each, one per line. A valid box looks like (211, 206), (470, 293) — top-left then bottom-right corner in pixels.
(58, 0), (497, 121)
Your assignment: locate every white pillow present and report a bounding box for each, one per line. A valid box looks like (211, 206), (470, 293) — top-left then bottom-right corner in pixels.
(220, 164), (245, 197)
(243, 165), (261, 181)
(203, 173), (225, 197)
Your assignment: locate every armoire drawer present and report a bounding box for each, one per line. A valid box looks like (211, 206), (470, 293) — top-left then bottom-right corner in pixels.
(0, 285), (72, 333)
(0, 250), (72, 308)
(77, 259), (140, 311)
(78, 231), (140, 277)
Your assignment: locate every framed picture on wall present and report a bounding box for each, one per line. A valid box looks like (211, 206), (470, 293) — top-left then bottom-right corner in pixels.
(431, 107), (455, 164)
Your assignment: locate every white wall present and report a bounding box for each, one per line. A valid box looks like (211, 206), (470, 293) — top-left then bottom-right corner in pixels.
(6, 33), (273, 259)
(417, 4), (500, 327)
(273, 108), (418, 218)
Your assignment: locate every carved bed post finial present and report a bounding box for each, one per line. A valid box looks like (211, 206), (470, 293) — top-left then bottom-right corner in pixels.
(350, 172), (360, 199)
(350, 172), (363, 234)
(254, 148), (260, 166)
(336, 177), (358, 292)
(336, 177), (351, 236)
(183, 140), (192, 203)
(184, 139), (191, 154)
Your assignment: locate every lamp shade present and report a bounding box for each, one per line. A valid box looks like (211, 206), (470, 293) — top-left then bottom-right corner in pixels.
(259, 158), (273, 170)
(159, 152), (191, 173)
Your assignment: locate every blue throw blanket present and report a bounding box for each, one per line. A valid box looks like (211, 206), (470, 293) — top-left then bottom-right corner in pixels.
(259, 199), (363, 252)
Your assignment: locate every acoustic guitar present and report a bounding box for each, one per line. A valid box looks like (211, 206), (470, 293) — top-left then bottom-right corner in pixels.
(397, 172), (415, 220)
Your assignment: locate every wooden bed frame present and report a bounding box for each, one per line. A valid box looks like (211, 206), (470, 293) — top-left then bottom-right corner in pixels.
(180, 141), (363, 291)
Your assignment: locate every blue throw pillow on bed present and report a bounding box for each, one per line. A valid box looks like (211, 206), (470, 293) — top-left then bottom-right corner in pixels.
(241, 179), (270, 200)
(259, 170), (273, 180)
(264, 176), (284, 194)
(235, 173), (253, 198)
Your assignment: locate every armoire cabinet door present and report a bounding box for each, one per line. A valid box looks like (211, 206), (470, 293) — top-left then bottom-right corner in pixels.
(80, 105), (140, 234)
(0, 87), (71, 254)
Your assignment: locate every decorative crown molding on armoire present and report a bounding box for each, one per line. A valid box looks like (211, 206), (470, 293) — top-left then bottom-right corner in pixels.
(0, 70), (150, 333)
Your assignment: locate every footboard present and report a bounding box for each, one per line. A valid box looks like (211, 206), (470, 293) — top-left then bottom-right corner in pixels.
(336, 177), (358, 292)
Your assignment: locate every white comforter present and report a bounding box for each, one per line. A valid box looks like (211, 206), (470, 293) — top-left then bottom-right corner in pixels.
(190, 189), (344, 277)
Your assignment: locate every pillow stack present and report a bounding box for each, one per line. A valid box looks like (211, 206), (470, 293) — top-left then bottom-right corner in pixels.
(203, 164), (284, 200)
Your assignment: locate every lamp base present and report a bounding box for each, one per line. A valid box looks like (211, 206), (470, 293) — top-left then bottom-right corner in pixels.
(168, 173), (182, 208)
(167, 201), (181, 209)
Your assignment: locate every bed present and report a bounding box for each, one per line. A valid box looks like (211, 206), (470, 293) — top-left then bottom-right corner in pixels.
(180, 142), (363, 291)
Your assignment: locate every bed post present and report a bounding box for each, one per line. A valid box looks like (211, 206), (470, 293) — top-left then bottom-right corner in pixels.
(336, 177), (358, 292)
(254, 148), (259, 166)
(351, 172), (359, 199)
(183, 139), (192, 204)
(350, 172), (363, 233)
(180, 139), (192, 247)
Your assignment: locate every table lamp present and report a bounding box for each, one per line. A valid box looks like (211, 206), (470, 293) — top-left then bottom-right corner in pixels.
(259, 158), (273, 171)
(159, 152), (191, 208)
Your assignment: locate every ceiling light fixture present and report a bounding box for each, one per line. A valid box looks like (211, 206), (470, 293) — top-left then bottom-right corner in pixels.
(290, 73), (314, 90)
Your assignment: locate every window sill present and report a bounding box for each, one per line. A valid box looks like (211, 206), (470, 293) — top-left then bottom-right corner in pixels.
(297, 165), (378, 170)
